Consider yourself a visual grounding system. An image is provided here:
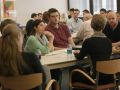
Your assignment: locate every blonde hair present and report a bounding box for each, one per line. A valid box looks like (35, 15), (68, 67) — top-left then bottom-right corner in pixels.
(83, 13), (93, 21)
(91, 14), (106, 31)
(0, 19), (16, 34)
(0, 24), (24, 76)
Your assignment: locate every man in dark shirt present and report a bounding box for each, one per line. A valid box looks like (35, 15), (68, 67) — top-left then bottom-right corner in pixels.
(26, 13), (38, 36)
(68, 8), (74, 19)
(100, 8), (107, 17)
(103, 11), (120, 46)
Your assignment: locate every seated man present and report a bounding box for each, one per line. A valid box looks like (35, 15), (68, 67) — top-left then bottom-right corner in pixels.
(26, 13), (38, 36)
(45, 8), (75, 50)
(67, 9), (83, 33)
(45, 8), (75, 84)
(103, 11), (120, 46)
(74, 14), (94, 45)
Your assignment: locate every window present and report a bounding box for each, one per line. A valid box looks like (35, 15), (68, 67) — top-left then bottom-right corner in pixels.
(0, 0), (16, 20)
(69, 0), (89, 16)
(69, 0), (117, 15)
(93, 0), (117, 14)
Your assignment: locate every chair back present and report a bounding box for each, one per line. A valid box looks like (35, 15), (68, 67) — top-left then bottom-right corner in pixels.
(96, 59), (120, 74)
(70, 69), (95, 90)
(0, 73), (42, 90)
(96, 59), (120, 90)
(71, 69), (95, 84)
(45, 79), (60, 90)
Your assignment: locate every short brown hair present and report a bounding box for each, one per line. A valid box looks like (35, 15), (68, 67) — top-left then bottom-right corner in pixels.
(74, 9), (80, 12)
(91, 14), (106, 31)
(83, 9), (89, 13)
(48, 8), (60, 17)
(69, 8), (74, 12)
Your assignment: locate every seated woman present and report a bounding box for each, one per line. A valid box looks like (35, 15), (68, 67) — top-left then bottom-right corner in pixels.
(24, 19), (54, 56)
(74, 14), (113, 85)
(0, 24), (44, 90)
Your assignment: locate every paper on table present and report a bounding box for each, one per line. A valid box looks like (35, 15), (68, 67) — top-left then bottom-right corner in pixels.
(46, 49), (67, 56)
(73, 45), (82, 48)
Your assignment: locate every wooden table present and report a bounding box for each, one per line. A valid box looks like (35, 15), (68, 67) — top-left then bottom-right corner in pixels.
(41, 49), (89, 90)
(41, 49), (76, 69)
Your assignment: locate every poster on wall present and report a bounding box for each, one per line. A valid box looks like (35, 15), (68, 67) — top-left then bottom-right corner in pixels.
(0, 0), (1, 22)
(3, 0), (16, 19)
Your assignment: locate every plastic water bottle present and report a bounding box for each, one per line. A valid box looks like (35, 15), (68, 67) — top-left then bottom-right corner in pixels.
(36, 49), (41, 59)
(67, 45), (72, 60)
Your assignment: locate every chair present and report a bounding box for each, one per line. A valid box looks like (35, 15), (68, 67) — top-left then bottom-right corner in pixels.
(70, 69), (95, 90)
(45, 79), (60, 90)
(96, 59), (120, 90)
(70, 59), (120, 90)
(0, 73), (42, 90)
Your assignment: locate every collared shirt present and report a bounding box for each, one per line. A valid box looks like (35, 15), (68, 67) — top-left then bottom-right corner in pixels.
(45, 23), (71, 48)
(91, 31), (106, 38)
(67, 17), (83, 33)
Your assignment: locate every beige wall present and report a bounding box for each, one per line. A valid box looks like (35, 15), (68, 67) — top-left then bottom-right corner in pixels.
(15, 0), (68, 26)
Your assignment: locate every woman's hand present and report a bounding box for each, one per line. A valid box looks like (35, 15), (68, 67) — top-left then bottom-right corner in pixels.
(43, 31), (54, 41)
(112, 46), (120, 53)
(73, 50), (80, 54)
(43, 31), (55, 51)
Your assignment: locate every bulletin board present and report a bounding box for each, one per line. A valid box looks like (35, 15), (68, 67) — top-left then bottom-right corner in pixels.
(2, 0), (16, 19)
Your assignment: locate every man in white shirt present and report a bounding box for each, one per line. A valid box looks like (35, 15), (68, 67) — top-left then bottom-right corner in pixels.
(67, 9), (83, 33)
